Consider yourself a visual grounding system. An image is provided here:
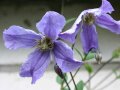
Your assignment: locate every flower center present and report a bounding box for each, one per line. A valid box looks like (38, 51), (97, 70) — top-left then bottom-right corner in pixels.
(82, 13), (95, 25)
(37, 37), (54, 51)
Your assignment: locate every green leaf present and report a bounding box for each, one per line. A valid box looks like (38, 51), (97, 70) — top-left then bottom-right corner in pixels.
(116, 75), (120, 79)
(56, 75), (64, 84)
(113, 70), (120, 79)
(76, 80), (84, 90)
(62, 87), (69, 90)
(112, 47), (120, 58)
(85, 52), (95, 60)
(66, 18), (76, 25)
(84, 64), (93, 74)
(56, 74), (68, 85)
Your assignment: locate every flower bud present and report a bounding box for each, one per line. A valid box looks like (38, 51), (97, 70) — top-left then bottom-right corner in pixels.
(54, 64), (64, 79)
(95, 52), (102, 64)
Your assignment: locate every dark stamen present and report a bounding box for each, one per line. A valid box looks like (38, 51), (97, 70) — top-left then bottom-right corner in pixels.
(37, 37), (54, 51)
(82, 13), (95, 25)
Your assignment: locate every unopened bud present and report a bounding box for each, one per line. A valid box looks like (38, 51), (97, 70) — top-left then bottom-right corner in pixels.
(54, 64), (64, 79)
(95, 52), (102, 64)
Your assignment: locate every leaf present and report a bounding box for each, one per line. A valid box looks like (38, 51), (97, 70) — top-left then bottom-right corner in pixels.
(56, 75), (64, 84)
(66, 18), (76, 25)
(113, 69), (117, 77)
(62, 87), (69, 90)
(85, 52), (95, 60)
(56, 74), (68, 85)
(113, 69), (120, 79)
(76, 80), (84, 90)
(75, 48), (94, 61)
(84, 64), (93, 74)
(116, 75), (120, 79)
(112, 47), (120, 58)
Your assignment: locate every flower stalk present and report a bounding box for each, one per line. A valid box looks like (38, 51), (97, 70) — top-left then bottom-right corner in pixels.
(70, 72), (78, 90)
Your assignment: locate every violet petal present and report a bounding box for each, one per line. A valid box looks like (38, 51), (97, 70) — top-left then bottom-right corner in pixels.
(3, 25), (41, 49)
(53, 40), (82, 72)
(36, 11), (66, 40)
(100, 0), (114, 14)
(96, 14), (120, 34)
(80, 24), (99, 54)
(20, 49), (50, 84)
(59, 23), (81, 43)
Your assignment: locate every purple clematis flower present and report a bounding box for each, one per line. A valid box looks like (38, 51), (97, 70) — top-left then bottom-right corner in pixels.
(59, 0), (120, 54)
(3, 11), (82, 84)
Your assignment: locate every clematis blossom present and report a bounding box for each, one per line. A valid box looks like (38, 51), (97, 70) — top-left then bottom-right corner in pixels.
(3, 11), (82, 84)
(59, 0), (120, 54)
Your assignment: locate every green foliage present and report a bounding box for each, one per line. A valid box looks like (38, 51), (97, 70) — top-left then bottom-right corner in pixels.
(112, 47), (120, 58)
(116, 75), (120, 79)
(113, 69), (120, 79)
(76, 80), (84, 90)
(61, 87), (69, 90)
(85, 52), (95, 60)
(56, 75), (64, 84)
(66, 18), (76, 25)
(75, 48), (95, 61)
(84, 64), (93, 74)
(56, 74), (68, 85)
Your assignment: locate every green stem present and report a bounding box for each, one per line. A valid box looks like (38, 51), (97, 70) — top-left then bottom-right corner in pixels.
(61, 0), (64, 15)
(63, 75), (71, 90)
(75, 48), (84, 59)
(64, 52), (89, 88)
(70, 72), (78, 90)
(88, 73), (91, 90)
(61, 81), (64, 90)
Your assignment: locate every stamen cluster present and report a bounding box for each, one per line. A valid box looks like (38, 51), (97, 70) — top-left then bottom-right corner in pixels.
(82, 13), (95, 25)
(37, 37), (54, 51)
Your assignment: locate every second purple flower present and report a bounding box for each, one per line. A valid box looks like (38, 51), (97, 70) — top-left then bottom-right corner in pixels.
(60, 0), (120, 54)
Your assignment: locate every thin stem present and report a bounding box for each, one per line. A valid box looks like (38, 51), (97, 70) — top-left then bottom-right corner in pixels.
(70, 72), (78, 90)
(92, 65), (120, 90)
(72, 35), (78, 50)
(75, 48), (83, 59)
(84, 57), (114, 86)
(97, 78), (117, 90)
(61, 81), (64, 90)
(64, 52), (89, 88)
(68, 34), (78, 90)
(88, 73), (91, 90)
(61, 0), (64, 14)
(63, 75), (71, 90)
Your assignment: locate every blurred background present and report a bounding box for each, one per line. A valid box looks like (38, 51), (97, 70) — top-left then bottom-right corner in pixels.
(0, 0), (120, 90)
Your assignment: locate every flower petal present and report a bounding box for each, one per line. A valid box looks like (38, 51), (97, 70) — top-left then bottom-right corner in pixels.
(59, 22), (81, 43)
(59, 0), (113, 44)
(79, 0), (114, 17)
(96, 14), (120, 34)
(53, 40), (82, 72)
(100, 0), (114, 14)
(54, 57), (82, 73)
(3, 25), (41, 50)
(20, 49), (50, 84)
(80, 24), (99, 54)
(36, 11), (66, 40)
